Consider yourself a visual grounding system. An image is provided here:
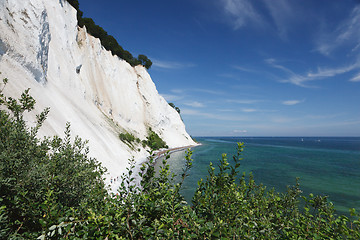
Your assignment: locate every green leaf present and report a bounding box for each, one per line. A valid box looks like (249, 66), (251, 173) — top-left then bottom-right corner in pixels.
(49, 225), (57, 231)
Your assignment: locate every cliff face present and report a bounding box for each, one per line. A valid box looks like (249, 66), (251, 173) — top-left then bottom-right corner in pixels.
(0, 0), (195, 183)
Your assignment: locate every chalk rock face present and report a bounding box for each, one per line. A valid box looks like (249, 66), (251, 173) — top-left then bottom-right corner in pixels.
(0, 0), (195, 183)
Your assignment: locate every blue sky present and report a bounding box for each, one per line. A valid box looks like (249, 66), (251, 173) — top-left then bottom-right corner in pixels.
(79, 0), (360, 137)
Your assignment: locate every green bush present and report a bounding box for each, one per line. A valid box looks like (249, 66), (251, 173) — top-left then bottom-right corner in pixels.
(41, 142), (360, 239)
(0, 77), (107, 238)
(119, 132), (140, 146)
(137, 54), (152, 70)
(143, 128), (168, 151)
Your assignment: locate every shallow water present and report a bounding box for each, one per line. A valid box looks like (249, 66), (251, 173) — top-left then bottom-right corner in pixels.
(155, 137), (360, 216)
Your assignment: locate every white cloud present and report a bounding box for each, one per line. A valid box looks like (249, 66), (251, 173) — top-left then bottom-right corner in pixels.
(181, 108), (249, 121)
(160, 93), (183, 102)
(282, 100), (303, 105)
(350, 73), (360, 82)
(265, 58), (296, 75)
(171, 88), (224, 95)
(287, 63), (360, 87)
(316, 5), (360, 56)
(281, 75), (311, 88)
(263, 0), (294, 39)
(352, 42), (360, 53)
(242, 108), (257, 112)
(220, 0), (263, 29)
(218, 73), (239, 80)
(217, 109), (235, 112)
(232, 65), (255, 72)
(305, 113), (343, 120)
(265, 58), (310, 87)
(307, 63), (360, 78)
(181, 109), (203, 116)
(271, 116), (297, 123)
(266, 58), (360, 87)
(227, 99), (262, 104)
(191, 88), (225, 95)
(233, 129), (247, 133)
(183, 101), (205, 108)
(171, 89), (184, 94)
(152, 59), (195, 69)
(181, 109), (219, 119)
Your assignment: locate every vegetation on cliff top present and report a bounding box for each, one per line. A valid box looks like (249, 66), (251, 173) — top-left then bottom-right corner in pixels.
(66, 0), (152, 69)
(169, 102), (181, 115)
(1, 77), (359, 239)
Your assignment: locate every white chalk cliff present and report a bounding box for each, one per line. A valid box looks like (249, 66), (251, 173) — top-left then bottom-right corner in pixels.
(0, 0), (195, 187)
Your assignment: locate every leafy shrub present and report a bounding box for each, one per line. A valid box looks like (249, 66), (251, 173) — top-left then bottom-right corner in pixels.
(142, 128), (168, 151)
(41, 142), (360, 239)
(119, 132), (140, 146)
(137, 54), (152, 70)
(0, 77), (107, 238)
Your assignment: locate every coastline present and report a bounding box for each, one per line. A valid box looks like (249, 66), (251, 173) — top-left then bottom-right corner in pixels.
(153, 143), (202, 161)
(109, 143), (202, 192)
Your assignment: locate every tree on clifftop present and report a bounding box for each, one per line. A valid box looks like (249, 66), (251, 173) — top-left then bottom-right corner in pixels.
(138, 54), (153, 69)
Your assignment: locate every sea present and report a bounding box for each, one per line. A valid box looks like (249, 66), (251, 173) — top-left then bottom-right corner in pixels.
(154, 137), (360, 216)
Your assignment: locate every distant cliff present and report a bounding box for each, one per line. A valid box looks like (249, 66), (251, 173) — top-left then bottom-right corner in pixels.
(0, 0), (195, 183)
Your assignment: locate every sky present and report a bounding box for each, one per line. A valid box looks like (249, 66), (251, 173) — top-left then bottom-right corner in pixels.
(79, 0), (360, 137)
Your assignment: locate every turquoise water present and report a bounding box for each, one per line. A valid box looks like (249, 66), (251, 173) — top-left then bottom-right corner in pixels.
(155, 137), (360, 216)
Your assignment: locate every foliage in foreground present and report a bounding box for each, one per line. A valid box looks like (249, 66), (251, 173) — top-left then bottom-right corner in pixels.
(1, 78), (359, 239)
(0, 78), (107, 239)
